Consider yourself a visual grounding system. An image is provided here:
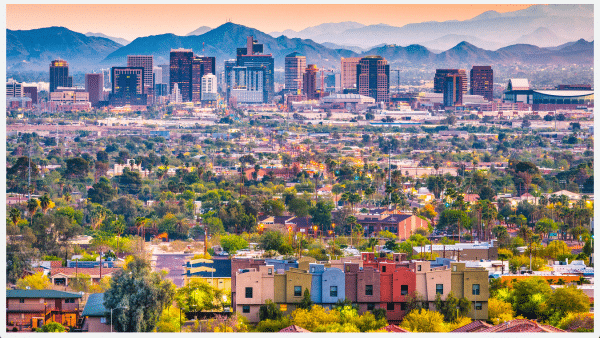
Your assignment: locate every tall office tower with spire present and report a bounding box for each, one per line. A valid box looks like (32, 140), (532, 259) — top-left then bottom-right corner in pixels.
(285, 52), (306, 95)
(470, 66), (494, 101)
(49, 59), (72, 92)
(170, 48), (194, 102)
(357, 56), (390, 103)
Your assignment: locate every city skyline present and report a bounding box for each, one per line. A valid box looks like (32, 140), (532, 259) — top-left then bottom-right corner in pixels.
(7, 4), (533, 41)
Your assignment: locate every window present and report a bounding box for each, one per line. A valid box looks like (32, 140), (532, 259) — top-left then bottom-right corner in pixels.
(475, 302), (482, 310)
(472, 284), (480, 296)
(100, 317), (107, 324)
(294, 286), (302, 297)
(330, 286), (338, 297)
(365, 285), (373, 296)
(65, 299), (75, 304)
(401, 285), (409, 295)
(367, 303), (375, 311)
(243, 305), (250, 313)
(19, 299), (25, 304)
(387, 303), (394, 311)
(400, 302), (407, 311)
(245, 287), (253, 298)
(417, 265), (422, 271)
(382, 266), (386, 273)
(268, 268), (272, 275)
(436, 284), (443, 295)
(452, 265), (457, 272)
(346, 266), (350, 272)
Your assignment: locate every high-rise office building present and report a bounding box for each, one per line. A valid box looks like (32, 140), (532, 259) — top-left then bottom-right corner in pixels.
(470, 66), (493, 101)
(170, 48), (194, 102)
(85, 73), (104, 107)
(434, 69), (467, 95)
(303, 64), (319, 100)
(6, 79), (23, 97)
(192, 56), (216, 102)
(201, 74), (218, 101)
(341, 57), (361, 90)
(357, 56), (390, 103)
(230, 66), (265, 104)
(443, 74), (463, 107)
(49, 59), (72, 92)
(127, 55), (154, 90)
(109, 67), (147, 106)
(285, 52), (306, 95)
(224, 60), (237, 102)
(159, 65), (170, 86)
(236, 36), (274, 103)
(23, 86), (38, 104)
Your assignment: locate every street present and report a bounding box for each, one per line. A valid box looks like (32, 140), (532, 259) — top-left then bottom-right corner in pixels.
(153, 253), (193, 287)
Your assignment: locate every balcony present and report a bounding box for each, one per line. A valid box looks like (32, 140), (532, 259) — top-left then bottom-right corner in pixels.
(7, 303), (80, 313)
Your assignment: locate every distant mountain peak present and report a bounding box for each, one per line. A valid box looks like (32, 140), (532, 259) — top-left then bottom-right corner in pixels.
(186, 26), (212, 36)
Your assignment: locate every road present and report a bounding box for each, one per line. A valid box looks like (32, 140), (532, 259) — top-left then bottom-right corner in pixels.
(153, 253), (193, 287)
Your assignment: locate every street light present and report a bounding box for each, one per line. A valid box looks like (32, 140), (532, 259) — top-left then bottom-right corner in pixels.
(110, 305), (128, 333)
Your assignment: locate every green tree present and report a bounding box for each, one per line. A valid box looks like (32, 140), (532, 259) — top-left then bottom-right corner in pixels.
(488, 297), (514, 324)
(88, 177), (117, 204)
(288, 197), (310, 217)
(298, 288), (313, 310)
(260, 231), (285, 252)
(103, 255), (176, 332)
(535, 218), (557, 239)
(511, 277), (552, 319)
(220, 234), (248, 254)
(309, 200), (334, 229)
(9, 208), (21, 227)
(64, 157), (90, 179)
(16, 271), (51, 290)
(400, 308), (446, 332)
(541, 285), (590, 325)
(36, 322), (66, 332)
(262, 199), (285, 216)
(259, 299), (284, 321)
(115, 168), (143, 195)
(175, 279), (226, 313)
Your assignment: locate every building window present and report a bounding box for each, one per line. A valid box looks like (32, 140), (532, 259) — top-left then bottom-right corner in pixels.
(19, 299), (25, 303)
(472, 284), (480, 296)
(365, 285), (373, 296)
(243, 305), (250, 313)
(452, 265), (457, 272)
(330, 286), (338, 297)
(100, 317), (107, 324)
(436, 284), (443, 294)
(268, 268), (272, 275)
(294, 286), (302, 297)
(367, 303), (375, 311)
(382, 266), (386, 273)
(400, 302), (407, 311)
(401, 285), (409, 295)
(475, 302), (482, 310)
(245, 287), (253, 298)
(417, 265), (422, 271)
(387, 303), (394, 311)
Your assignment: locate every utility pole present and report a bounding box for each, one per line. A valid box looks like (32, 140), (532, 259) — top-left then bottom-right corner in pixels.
(28, 146), (31, 200)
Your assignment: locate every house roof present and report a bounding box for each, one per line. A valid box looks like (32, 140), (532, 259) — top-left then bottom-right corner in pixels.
(7, 289), (83, 299)
(81, 293), (107, 317)
(451, 320), (493, 332)
(382, 324), (409, 332)
(185, 257), (232, 278)
(479, 319), (564, 333)
(279, 325), (311, 332)
(50, 267), (121, 277)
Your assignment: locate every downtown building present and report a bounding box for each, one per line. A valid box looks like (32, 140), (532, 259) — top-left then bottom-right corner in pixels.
(357, 56), (390, 103)
(49, 59), (73, 93)
(434, 69), (467, 96)
(470, 66), (493, 101)
(227, 36), (274, 104)
(443, 73), (463, 107)
(85, 73), (104, 107)
(169, 49), (216, 103)
(303, 64), (319, 100)
(285, 52), (306, 95)
(341, 57), (361, 91)
(109, 67), (147, 107)
(192, 56), (216, 102)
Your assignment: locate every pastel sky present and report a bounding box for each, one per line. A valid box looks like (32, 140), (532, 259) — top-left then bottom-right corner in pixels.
(7, 4), (533, 41)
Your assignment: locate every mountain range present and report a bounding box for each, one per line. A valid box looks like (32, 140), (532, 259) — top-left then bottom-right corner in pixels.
(6, 22), (594, 73)
(266, 4), (592, 49)
(85, 32), (129, 46)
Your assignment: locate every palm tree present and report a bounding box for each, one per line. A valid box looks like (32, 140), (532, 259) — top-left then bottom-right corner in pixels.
(27, 198), (39, 222)
(9, 208), (21, 227)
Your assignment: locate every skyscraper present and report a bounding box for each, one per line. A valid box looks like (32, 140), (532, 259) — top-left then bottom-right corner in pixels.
(285, 52), (306, 95)
(85, 73), (104, 107)
(470, 66), (493, 101)
(192, 56), (216, 102)
(23, 87), (38, 104)
(170, 49), (194, 102)
(443, 74), (463, 107)
(224, 59), (237, 102)
(49, 59), (72, 92)
(109, 67), (147, 106)
(341, 57), (361, 90)
(357, 56), (390, 103)
(236, 36), (274, 103)
(303, 64), (319, 100)
(201, 73), (218, 101)
(6, 79), (22, 97)
(127, 55), (154, 89)
(434, 69), (467, 95)
(230, 66), (265, 104)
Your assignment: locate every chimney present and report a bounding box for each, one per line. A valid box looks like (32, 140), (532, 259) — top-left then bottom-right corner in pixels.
(247, 36), (254, 56)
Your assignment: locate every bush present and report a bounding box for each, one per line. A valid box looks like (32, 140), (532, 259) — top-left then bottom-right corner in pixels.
(556, 312), (594, 332)
(400, 309), (446, 332)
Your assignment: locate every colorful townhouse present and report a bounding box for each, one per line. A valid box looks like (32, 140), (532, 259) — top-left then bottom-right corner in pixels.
(235, 265), (276, 323)
(308, 263), (346, 308)
(450, 262), (491, 320)
(273, 267), (313, 314)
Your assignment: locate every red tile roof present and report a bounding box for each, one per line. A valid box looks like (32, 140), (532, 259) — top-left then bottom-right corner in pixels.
(50, 267), (121, 277)
(451, 320), (493, 332)
(382, 324), (409, 332)
(479, 319), (564, 333)
(279, 325), (311, 332)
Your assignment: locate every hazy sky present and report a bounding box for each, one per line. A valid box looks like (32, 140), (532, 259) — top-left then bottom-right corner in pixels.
(7, 4), (533, 41)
